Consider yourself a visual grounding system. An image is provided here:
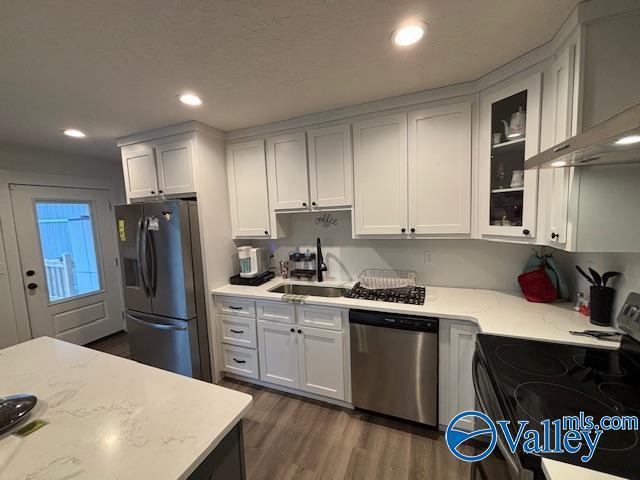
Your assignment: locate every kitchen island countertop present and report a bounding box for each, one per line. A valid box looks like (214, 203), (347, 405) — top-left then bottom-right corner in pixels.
(0, 337), (252, 480)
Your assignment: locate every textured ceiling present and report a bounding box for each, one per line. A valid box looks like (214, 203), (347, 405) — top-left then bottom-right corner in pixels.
(0, 0), (577, 160)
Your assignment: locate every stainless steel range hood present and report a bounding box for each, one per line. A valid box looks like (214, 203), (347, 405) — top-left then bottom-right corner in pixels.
(526, 103), (640, 169)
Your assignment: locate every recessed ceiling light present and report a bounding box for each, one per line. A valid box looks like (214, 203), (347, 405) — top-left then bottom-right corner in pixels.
(178, 93), (203, 106)
(551, 160), (567, 167)
(392, 22), (428, 47)
(615, 135), (640, 145)
(62, 128), (86, 138)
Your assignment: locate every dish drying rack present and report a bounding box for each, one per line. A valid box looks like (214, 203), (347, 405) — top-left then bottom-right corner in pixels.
(289, 251), (317, 279)
(357, 269), (417, 293)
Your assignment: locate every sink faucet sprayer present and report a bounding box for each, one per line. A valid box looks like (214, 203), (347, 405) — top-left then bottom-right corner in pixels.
(316, 237), (327, 282)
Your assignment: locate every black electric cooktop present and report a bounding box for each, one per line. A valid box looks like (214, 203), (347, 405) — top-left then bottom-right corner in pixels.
(476, 333), (640, 479)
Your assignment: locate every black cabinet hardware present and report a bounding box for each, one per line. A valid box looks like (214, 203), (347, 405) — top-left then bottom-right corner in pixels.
(297, 329), (302, 334)
(151, 190), (156, 195)
(228, 305), (242, 310)
(264, 230), (269, 235)
(26, 270), (35, 277)
(551, 232), (559, 239)
(290, 328), (295, 333)
(312, 202), (317, 206)
(523, 229), (530, 235)
(410, 228), (416, 233)
(232, 358), (246, 364)
(230, 329), (244, 334)
(27, 283), (38, 290)
(158, 189), (164, 194)
(401, 228), (406, 233)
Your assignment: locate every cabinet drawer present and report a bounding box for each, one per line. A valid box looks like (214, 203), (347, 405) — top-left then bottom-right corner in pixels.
(216, 297), (255, 318)
(296, 305), (344, 331)
(219, 315), (257, 349)
(221, 345), (259, 379)
(256, 301), (295, 324)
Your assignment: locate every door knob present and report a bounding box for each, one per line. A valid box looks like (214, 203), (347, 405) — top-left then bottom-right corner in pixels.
(25, 270), (35, 277)
(27, 283), (38, 290)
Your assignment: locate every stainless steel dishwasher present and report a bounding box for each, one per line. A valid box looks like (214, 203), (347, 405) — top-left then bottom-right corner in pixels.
(349, 309), (438, 426)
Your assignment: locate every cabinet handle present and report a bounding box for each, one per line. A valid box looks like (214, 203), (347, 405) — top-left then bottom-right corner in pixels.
(150, 190), (156, 195)
(290, 328), (295, 333)
(551, 232), (559, 240)
(522, 229), (530, 236)
(264, 230), (269, 236)
(232, 358), (246, 364)
(158, 189), (164, 194)
(302, 202), (307, 207)
(297, 329), (302, 334)
(312, 202), (317, 206)
(228, 305), (243, 310)
(401, 228), (406, 233)
(230, 329), (244, 334)
(410, 228), (416, 233)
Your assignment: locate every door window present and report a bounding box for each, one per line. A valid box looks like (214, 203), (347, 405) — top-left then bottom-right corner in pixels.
(35, 202), (102, 302)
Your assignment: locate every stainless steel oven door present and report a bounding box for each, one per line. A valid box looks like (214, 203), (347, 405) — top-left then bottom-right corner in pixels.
(471, 350), (534, 480)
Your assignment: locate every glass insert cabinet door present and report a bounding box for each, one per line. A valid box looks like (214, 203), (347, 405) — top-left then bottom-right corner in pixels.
(35, 202), (102, 302)
(479, 73), (541, 239)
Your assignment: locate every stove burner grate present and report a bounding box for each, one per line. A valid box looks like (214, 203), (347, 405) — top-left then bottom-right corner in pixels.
(344, 283), (426, 305)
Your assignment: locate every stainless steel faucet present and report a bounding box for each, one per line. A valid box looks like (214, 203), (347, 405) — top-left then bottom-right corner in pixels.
(316, 237), (327, 282)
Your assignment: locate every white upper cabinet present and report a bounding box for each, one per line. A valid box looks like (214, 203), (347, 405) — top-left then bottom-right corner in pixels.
(307, 124), (353, 209)
(226, 140), (272, 238)
(478, 73), (541, 239)
(121, 143), (158, 199)
(408, 103), (472, 235)
(266, 132), (310, 211)
(120, 133), (198, 201)
(353, 113), (408, 235)
(155, 137), (196, 196)
(547, 45), (576, 248)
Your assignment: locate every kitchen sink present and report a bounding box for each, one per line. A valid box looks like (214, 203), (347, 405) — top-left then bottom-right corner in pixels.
(269, 284), (349, 297)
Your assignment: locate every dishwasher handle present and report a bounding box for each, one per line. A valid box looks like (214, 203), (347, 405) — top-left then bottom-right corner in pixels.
(349, 309), (438, 333)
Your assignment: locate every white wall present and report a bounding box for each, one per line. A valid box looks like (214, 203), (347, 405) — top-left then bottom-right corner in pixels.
(0, 143), (125, 347)
(251, 211), (536, 292)
(555, 250), (640, 321)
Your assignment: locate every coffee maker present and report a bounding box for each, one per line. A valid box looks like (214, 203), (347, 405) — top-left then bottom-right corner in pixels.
(238, 246), (269, 278)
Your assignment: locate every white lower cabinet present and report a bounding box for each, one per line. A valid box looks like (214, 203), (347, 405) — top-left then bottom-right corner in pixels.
(256, 308), (347, 401)
(257, 320), (300, 388)
(439, 319), (479, 432)
(221, 344), (259, 379)
(298, 326), (344, 400)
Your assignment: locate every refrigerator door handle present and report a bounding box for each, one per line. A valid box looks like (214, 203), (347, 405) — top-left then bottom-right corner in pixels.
(136, 217), (149, 297)
(147, 222), (157, 296)
(126, 313), (187, 331)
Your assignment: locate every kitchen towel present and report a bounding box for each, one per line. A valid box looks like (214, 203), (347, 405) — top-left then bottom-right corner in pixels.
(282, 294), (307, 304)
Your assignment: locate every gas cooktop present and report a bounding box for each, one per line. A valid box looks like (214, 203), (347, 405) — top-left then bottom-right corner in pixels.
(476, 333), (640, 478)
(344, 283), (426, 305)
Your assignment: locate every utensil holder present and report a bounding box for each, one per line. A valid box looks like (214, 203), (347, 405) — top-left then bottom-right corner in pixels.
(590, 286), (615, 326)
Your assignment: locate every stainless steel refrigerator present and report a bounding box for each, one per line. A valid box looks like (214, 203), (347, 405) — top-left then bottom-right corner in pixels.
(115, 200), (211, 382)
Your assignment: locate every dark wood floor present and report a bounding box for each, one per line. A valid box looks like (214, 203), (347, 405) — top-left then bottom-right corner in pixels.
(88, 332), (471, 480)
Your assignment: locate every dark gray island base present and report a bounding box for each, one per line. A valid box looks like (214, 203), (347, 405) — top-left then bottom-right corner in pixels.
(188, 422), (246, 480)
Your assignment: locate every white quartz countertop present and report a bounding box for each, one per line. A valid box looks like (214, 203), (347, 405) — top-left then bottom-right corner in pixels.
(212, 277), (619, 348)
(0, 337), (252, 480)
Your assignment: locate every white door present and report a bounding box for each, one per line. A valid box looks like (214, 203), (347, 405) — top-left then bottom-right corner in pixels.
(155, 138), (196, 196)
(266, 131), (310, 211)
(548, 46), (576, 247)
(439, 320), (478, 431)
(10, 185), (122, 345)
(307, 124), (353, 209)
(121, 143), (158, 199)
(226, 140), (271, 238)
(297, 326), (344, 400)
(408, 103), (472, 235)
(353, 113), (408, 235)
(478, 73), (541, 239)
(257, 320), (299, 388)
